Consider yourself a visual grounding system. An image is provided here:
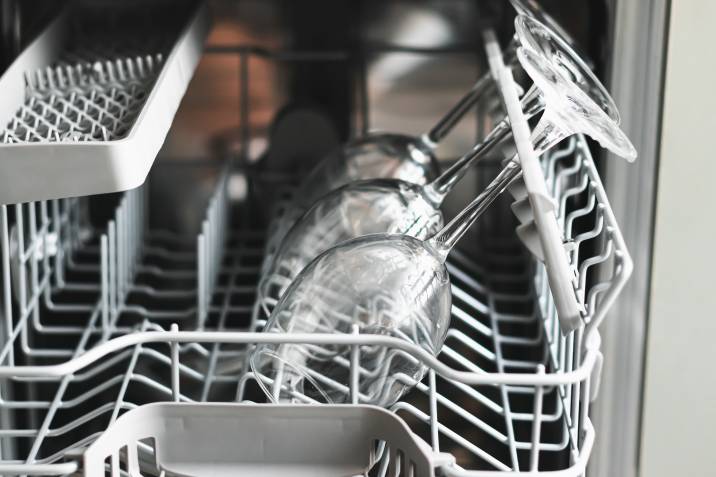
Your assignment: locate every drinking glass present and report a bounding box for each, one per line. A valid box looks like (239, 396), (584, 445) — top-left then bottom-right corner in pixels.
(247, 113), (579, 405)
(262, 0), (584, 258)
(257, 15), (635, 320)
(262, 74), (512, 261)
(508, 0), (591, 65)
(249, 19), (636, 407)
(289, 0), (588, 210)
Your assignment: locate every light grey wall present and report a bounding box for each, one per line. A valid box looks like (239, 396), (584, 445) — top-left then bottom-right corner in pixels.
(639, 1), (716, 475)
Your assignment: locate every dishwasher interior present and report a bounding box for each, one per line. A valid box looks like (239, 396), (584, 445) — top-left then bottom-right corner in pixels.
(0, 1), (631, 475)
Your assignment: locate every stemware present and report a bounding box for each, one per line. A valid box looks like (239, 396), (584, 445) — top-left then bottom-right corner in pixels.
(274, 0), (587, 216)
(263, 0), (586, 257)
(248, 114), (587, 405)
(257, 15), (635, 320)
(249, 17), (636, 406)
(262, 74), (510, 259)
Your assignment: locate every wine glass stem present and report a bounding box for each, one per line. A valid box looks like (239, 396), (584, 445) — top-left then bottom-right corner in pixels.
(429, 161), (522, 259)
(422, 84), (542, 207)
(423, 37), (519, 146)
(428, 115), (568, 259)
(530, 111), (570, 156)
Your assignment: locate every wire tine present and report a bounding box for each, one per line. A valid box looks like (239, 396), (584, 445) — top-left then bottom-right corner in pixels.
(530, 365), (545, 471)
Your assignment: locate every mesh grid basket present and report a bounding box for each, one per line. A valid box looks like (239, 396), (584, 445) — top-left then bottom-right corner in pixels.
(0, 0), (210, 204)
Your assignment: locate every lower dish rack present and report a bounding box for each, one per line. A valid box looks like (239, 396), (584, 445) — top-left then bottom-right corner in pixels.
(0, 134), (630, 476)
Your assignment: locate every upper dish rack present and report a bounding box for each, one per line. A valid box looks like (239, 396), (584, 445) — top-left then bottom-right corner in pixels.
(0, 0), (211, 204)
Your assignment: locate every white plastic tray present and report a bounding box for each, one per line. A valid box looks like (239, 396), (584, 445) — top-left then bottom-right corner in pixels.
(0, 1), (210, 204)
(83, 403), (435, 477)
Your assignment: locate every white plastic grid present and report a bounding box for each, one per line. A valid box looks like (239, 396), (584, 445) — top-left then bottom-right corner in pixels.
(1, 56), (163, 144)
(0, 0), (211, 204)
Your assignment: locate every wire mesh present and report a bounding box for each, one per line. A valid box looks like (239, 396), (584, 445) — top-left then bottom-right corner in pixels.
(0, 36), (630, 475)
(1, 56), (163, 144)
(0, 134), (621, 476)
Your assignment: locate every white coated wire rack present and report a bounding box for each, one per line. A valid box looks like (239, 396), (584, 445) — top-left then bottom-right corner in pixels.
(0, 140), (629, 476)
(0, 35), (632, 475)
(243, 137), (630, 476)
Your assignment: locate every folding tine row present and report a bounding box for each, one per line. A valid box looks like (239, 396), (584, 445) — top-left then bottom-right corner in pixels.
(196, 167), (230, 329)
(0, 163), (237, 365)
(1, 198), (86, 364)
(99, 187), (146, 337)
(0, 189), (141, 364)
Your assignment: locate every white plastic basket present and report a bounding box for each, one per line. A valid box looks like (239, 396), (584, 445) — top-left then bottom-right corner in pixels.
(0, 0), (210, 204)
(83, 403), (436, 477)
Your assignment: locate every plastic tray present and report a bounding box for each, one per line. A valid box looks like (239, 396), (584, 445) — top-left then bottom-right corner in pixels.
(83, 403), (435, 477)
(0, 0), (210, 204)
(0, 135), (630, 475)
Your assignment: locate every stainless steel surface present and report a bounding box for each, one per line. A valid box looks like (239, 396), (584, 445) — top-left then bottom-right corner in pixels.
(590, 1), (670, 476)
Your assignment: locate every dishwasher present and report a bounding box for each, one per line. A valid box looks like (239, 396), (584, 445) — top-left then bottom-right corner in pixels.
(0, 1), (636, 475)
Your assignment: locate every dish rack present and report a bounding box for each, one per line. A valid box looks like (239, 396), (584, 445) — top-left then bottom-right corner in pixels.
(0, 29), (632, 477)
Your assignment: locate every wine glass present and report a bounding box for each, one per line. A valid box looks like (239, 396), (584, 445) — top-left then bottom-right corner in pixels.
(508, 0), (592, 66)
(256, 15), (635, 321)
(280, 0), (587, 211)
(248, 110), (586, 405)
(262, 81), (502, 263)
(249, 21), (637, 406)
(263, 0), (586, 259)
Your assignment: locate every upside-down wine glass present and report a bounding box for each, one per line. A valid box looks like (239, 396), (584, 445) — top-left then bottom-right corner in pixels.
(249, 18), (636, 407)
(263, 0), (587, 259)
(256, 15), (635, 321)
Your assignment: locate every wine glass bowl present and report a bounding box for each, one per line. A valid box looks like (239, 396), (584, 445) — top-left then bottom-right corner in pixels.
(251, 233), (452, 406)
(294, 133), (439, 211)
(515, 15), (621, 125)
(259, 179), (444, 317)
(516, 45), (637, 160)
(263, 132), (439, 262)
